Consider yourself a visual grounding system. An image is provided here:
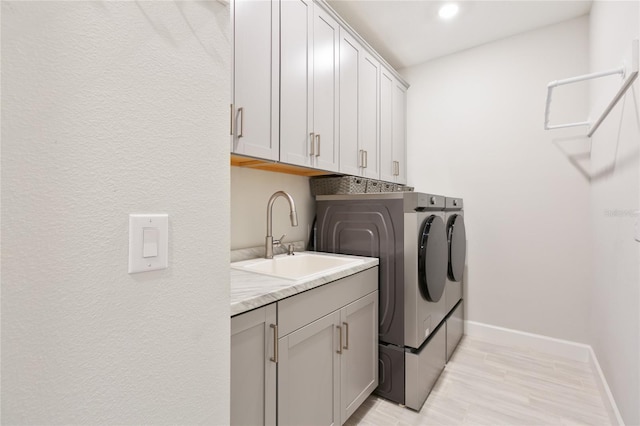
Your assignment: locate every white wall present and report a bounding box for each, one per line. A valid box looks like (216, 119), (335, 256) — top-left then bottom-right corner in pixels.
(401, 17), (592, 343)
(1, 2), (230, 424)
(231, 167), (315, 250)
(588, 2), (640, 424)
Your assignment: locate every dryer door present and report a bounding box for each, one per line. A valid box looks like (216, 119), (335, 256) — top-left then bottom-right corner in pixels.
(418, 215), (447, 302)
(447, 214), (466, 282)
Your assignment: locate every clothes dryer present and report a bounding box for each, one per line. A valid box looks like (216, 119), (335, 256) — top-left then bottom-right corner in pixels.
(316, 192), (448, 411)
(444, 197), (466, 361)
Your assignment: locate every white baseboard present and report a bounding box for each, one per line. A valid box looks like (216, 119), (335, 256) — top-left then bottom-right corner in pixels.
(587, 346), (625, 426)
(464, 320), (590, 361)
(464, 320), (623, 425)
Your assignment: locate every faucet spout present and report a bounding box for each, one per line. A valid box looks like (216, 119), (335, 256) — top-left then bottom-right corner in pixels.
(265, 191), (298, 259)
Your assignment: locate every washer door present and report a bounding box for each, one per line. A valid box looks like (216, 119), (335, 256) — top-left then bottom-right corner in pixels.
(418, 215), (447, 302)
(447, 214), (466, 282)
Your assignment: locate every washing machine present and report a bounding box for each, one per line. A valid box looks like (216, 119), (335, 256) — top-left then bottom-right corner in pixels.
(444, 197), (466, 361)
(315, 192), (448, 411)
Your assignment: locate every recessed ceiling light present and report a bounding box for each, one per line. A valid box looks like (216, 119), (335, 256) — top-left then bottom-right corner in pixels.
(438, 3), (459, 20)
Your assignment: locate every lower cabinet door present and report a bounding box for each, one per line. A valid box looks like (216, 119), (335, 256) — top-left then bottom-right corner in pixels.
(231, 304), (277, 426)
(340, 291), (378, 422)
(278, 311), (341, 426)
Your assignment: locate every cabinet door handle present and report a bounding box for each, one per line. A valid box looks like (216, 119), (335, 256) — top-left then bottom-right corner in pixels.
(310, 133), (315, 156)
(336, 325), (343, 354)
(270, 324), (278, 363)
(237, 107), (244, 138)
(363, 150), (368, 169)
(230, 104), (234, 136)
(343, 322), (349, 350)
(315, 134), (320, 157)
(359, 150), (363, 168)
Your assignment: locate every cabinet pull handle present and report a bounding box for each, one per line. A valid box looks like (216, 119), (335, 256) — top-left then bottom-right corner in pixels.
(315, 134), (320, 157)
(336, 325), (343, 354)
(363, 150), (368, 169)
(237, 107), (244, 138)
(359, 150), (363, 168)
(230, 104), (234, 136)
(397, 161), (400, 176)
(343, 322), (349, 350)
(310, 133), (315, 156)
(270, 324), (278, 363)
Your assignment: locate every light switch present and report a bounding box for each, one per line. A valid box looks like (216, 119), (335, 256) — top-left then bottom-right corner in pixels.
(143, 228), (159, 258)
(129, 214), (168, 274)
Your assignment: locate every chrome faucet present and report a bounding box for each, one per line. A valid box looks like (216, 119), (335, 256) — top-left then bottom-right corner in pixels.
(265, 191), (298, 259)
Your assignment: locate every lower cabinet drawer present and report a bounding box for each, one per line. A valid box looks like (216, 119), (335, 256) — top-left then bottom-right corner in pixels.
(446, 300), (464, 362)
(404, 324), (446, 411)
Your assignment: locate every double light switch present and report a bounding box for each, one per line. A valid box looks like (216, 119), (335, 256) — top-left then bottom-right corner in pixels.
(129, 214), (168, 274)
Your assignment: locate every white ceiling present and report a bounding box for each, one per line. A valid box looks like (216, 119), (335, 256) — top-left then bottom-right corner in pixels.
(326, 0), (592, 69)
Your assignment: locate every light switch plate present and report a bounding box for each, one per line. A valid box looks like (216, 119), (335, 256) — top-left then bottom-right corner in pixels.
(128, 214), (168, 274)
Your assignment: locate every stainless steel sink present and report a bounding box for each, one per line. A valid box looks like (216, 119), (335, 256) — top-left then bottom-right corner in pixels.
(231, 252), (364, 281)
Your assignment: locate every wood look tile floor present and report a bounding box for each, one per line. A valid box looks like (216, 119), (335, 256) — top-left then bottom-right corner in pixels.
(345, 337), (613, 426)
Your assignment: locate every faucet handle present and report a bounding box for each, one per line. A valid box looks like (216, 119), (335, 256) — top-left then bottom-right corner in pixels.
(274, 234), (286, 247)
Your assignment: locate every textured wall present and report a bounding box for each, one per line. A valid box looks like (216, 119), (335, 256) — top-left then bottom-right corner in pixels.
(1, 1), (231, 424)
(588, 2), (640, 424)
(401, 17), (593, 343)
(231, 167), (315, 250)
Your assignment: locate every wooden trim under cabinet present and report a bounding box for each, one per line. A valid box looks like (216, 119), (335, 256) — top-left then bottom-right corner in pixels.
(231, 154), (333, 177)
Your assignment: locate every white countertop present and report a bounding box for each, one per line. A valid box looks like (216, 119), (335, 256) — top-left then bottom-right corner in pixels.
(230, 252), (378, 316)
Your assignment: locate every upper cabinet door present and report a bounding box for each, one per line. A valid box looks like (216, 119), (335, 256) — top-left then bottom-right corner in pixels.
(312, 7), (340, 172)
(379, 68), (394, 182)
(392, 79), (407, 184)
(380, 68), (408, 184)
(232, 0), (279, 160)
(280, 0), (314, 168)
(338, 29), (362, 177)
(359, 51), (380, 179)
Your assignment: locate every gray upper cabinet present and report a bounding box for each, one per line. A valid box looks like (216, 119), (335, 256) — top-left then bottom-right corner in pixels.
(338, 30), (362, 177)
(392, 79), (408, 184)
(279, 0), (313, 168)
(311, 6), (340, 172)
(231, 0), (279, 160)
(230, 304), (277, 426)
(380, 69), (407, 184)
(232, 0), (408, 179)
(358, 50), (381, 179)
(280, 0), (340, 172)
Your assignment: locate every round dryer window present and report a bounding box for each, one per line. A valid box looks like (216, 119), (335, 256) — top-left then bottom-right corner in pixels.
(418, 215), (447, 302)
(447, 214), (466, 282)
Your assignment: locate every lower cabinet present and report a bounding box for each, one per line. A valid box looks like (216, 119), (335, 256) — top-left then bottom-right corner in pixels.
(231, 267), (378, 426)
(231, 304), (277, 426)
(278, 291), (378, 426)
(340, 292), (378, 421)
(278, 268), (378, 426)
(278, 310), (342, 426)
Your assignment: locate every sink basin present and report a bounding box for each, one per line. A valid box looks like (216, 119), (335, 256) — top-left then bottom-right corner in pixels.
(232, 252), (365, 281)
